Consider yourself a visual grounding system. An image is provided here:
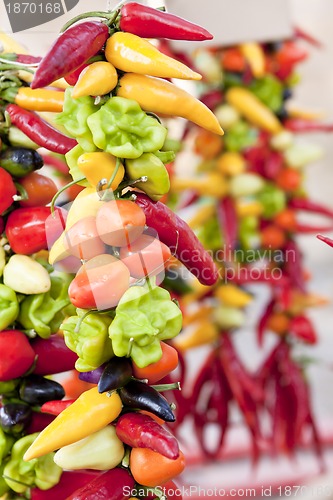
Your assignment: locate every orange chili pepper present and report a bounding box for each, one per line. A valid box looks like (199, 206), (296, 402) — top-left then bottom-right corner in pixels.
(129, 448), (186, 487)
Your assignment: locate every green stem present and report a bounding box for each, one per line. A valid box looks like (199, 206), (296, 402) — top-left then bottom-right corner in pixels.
(50, 176), (86, 215)
(74, 309), (94, 333)
(152, 382), (181, 392)
(100, 157), (121, 201)
(60, 9), (120, 32)
(0, 56), (39, 67)
(0, 63), (34, 73)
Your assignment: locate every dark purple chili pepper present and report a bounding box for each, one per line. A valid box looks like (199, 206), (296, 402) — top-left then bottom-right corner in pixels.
(98, 357), (132, 393)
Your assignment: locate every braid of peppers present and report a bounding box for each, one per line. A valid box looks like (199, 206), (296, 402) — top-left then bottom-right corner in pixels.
(0, 5), (225, 498)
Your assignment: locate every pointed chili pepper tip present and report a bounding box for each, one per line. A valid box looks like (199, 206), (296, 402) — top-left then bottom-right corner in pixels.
(317, 234), (333, 248)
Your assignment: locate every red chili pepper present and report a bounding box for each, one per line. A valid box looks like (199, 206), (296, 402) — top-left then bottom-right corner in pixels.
(200, 89), (224, 110)
(284, 117), (333, 133)
(289, 315), (317, 344)
(67, 467), (135, 500)
(217, 197), (238, 254)
(31, 471), (100, 500)
(219, 334), (261, 462)
(295, 223), (333, 234)
(116, 412), (179, 460)
(289, 198), (333, 219)
(31, 335), (78, 375)
(26, 411), (55, 434)
(31, 21), (109, 89)
(263, 151), (284, 180)
(5, 206), (51, 255)
(294, 26), (323, 48)
(317, 234), (333, 248)
(284, 240), (306, 292)
(0, 330), (35, 381)
(41, 399), (75, 416)
(120, 2), (213, 41)
(135, 193), (218, 286)
(0, 216), (4, 234)
(6, 104), (77, 154)
(176, 190), (199, 210)
(64, 62), (90, 86)
(276, 41), (308, 67)
(0, 167), (16, 215)
(42, 154), (69, 175)
(12, 54), (41, 65)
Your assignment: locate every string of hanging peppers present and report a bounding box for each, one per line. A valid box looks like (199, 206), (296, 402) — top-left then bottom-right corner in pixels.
(161, 32), (332, 468)
(0, 3), (225, 499)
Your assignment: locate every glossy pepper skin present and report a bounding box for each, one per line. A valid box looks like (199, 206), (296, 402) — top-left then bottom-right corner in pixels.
(135, 194), (218, 286)
(30, 471), (99, 500)
(98, 357), (132, 393)
(31, 21), (109, 89)
(3, 87), (64, 112)
(6, 104), (77, 155)
(23, 387), (122, 461)
(117, 73), (223, 135)
(116, 412), (179, 459)
(0, 330), (35, 381)
(119, 379), (175, 422)
(120, 3), (213, 41)
(5, 206), (50, 255)
(67, 467), (135, 500)
(106, 32), (201, 80)
(19, 374), (65, 406)
(0, 168), (16, 214)
(31, 335), (78, 375)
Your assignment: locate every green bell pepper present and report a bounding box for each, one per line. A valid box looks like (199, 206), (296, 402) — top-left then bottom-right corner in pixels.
(0, 284), (19, 330)
(56, 89), (99, 152)
(0, 427), (14, 464)
(109, 279), (182, 368)
(126, 153), (170, 201)
(18, 275), (72, 339)
(257, 183), (286, 219)
(224, 120), (258, 152)
(65, 144), (90, 186)
(87, 96), (167, 159)
(61, 311), (114, 372)
(3, 433), (62, 493)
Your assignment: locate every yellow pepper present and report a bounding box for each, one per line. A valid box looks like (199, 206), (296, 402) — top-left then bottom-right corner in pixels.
(14, 88), (64, 112)
(171, 173), (228, 198)
(182, 305), (213, 327)
(173, 320), (219, 350)
(214, 284), (253, 308)
(217, 151), (246, 177)
(77, 152), (125, 189)
(236, 200), (264, 217)
(226, 87), (283, 134)
(23, 388), (122, 461)
(49, 187), (103, 265)
(240, 43), (266, 78)
(106, 32), (201, 81)
(72, 62), (118, 99)
(117, 73), (223, 136)
(188, 204), (216, 230)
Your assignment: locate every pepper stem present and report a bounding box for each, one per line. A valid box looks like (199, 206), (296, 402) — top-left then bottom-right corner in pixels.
(74, 309), (95, 333)
(50, 176), (86, 215)
(152, 382), (181, 392)
(100, 157), (121, 201)
(60, 8), (120, 32)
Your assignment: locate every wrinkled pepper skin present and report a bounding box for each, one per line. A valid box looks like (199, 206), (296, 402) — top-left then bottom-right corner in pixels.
(135, 194), (219, 286)
(23, 388), (122, 461)
(106, 32), (201, 80)
(32, 21), (109, 89)
(67, 467), (135, 500)
(120, 2), (213, 41)
(116, 412), (179, 459)
(117, 73), (223, 135)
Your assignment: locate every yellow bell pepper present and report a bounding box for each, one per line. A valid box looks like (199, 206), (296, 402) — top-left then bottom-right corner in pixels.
(117, 73), (224, 136)
(14, 88), (64, 113)
(214, 284), (253, 308)
(106, 32), (201, 81)
(240, 43), (265, 78)
(77, 153), (125, 189)
(171, 173), (228, 198)
(226, 87), (283, 134)
(72, 62), (118, 99)
(217, 151), (246, 176)
(188, 204), (216, 230)
(23, 388), (122, 461)
(49, 187), (103, 265)
(173, 320), (219, 351)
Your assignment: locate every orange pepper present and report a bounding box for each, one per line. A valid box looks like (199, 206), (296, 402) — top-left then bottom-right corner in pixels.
(130, 448), (186, 487)
(194, 129), (223, 159)
(132, 342), (178, 384)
